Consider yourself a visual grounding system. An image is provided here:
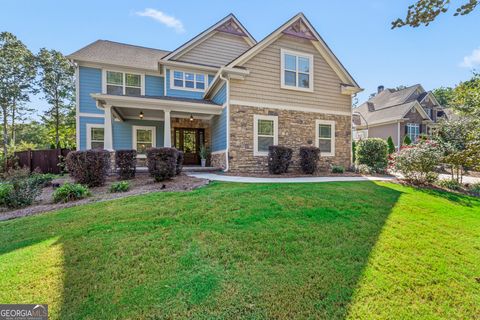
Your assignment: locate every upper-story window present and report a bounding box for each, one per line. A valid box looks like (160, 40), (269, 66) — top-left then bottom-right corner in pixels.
(105, 71), (143, 96)
(171, 70), (206, 91)
(281, 49), (314, 92)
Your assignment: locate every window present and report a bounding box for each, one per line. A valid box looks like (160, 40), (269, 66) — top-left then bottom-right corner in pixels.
(407, 123), (420, 142)
(253, 115), (278, 156)
(315, 120), (335, 156)
(105, 71), (142, 96)
(281, 49), (313, 91)
(132, 126), (156, 155)
(86, 124), (104, 149)
(171, 70), (207, 91)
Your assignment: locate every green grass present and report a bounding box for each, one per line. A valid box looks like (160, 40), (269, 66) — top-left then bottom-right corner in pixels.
(0, 181), (479, 319)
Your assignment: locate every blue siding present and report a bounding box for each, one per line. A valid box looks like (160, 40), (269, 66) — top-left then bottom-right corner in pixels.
(165, 68), (215, 99)
(79, 67), (103, 114)
(79, 117), (104, 150)
(145, 75), (164, 96)
(113, 120), (165, 150)
(212, 83), (226, 105)
(211, 107), (227, 152)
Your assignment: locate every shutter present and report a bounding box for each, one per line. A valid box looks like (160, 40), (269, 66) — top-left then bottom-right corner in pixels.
(419, 125), (423, 134)
(404, 125), (408, 135)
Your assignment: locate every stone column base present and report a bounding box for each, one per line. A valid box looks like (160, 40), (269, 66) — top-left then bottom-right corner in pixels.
(210, 152), (227, 170)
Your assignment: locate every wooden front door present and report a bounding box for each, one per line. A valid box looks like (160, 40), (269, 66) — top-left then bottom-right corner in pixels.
(174, 128), (205, 165)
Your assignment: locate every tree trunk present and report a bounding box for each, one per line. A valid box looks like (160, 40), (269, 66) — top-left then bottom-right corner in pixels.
(10, 104), (15, 150)
(1, 105), (9, 168)
(55, 101), (60, 148)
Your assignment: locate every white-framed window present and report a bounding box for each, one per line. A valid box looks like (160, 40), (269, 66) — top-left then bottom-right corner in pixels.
(253, 115), (278, 156)
(86, 124), (105, 150)
(407, 123), (420, 142)
(104, 70), (144, 96)
(171, 70), (207, 91)
(280, 48), (314, 92)
(315, 120), (335, 156)
(132, 126), (156, 156)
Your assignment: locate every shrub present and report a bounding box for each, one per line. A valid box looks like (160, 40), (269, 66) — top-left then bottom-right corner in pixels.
(29, 173), (56, 187)
(331, 165), (345, 174)
(146, 148), (178, 182)
(387, 136), (396, 154)
(352, 141), (356, 163)
(66, 149), (111, 187)
(403, 135), (412, 146)
(0, 179), (42, 208)
(355, 138), (388, 173)
(176, 150), (184, 175)
(356, 164), (371, 175)
(109, 181), (130, 193)
(0, 183), (13, 207)
(53, 183), (91, 203)
(115, 150), (137, 180)
(468, 183), (480, 196)
(438, 179), (463, 191)
(391, 140), (442, 184)
(299, 146), (320, 174)
(268, 146), (293, 174)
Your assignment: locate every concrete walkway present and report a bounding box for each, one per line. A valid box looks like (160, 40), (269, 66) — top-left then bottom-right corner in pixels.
(187, 172), (394, 183)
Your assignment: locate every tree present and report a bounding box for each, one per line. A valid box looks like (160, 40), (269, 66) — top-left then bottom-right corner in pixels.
(37, 48), (75, 148)
(449, 72), (480, 117)
(0, 32), (36, 165)
(403, 135), (412, 146)
(432, 86), (454, 107)
(387, 136), (396, 154)
(392, 0), (478, 28)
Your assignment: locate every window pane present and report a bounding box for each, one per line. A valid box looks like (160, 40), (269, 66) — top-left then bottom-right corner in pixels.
(319, 124), (331, 138)
(174, 79), (183, 87)
(91, 128), (104, 140)
(185, 73), (195, 81)
(126, 87), (141, 96)
(185, 80), (195, 88)
(298, 57), (310, 73)
(258, 120), (274, 135)
(196, 82), (205, 89)
(107, 85), (123, 95)
(258, 136), (274, 152)
(107, 71), (123, 85)
(126, 74), (141, 87)
(174, 71), (183, 79)
(91, 141), (104, 149)
(319, 139), (331, 153)
(284, 71), (296, 86)
(137, 129), (152, 143)
(196, 74), (205, 82)
(298, 73), (310, 88)
(284, 54), (296, 70)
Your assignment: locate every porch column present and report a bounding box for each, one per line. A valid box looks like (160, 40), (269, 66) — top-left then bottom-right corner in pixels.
(164, 109), (171, 147)
(104, 104), (113, 151)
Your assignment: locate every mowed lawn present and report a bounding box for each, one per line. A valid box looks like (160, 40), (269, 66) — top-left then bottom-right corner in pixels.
(0, 182), (479, 319)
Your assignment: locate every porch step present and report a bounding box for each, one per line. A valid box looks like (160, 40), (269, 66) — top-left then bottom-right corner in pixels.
(135, 166), (222, 173)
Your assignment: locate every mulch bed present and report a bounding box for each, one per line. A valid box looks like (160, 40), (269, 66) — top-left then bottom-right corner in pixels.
(0, 173), (209, 221)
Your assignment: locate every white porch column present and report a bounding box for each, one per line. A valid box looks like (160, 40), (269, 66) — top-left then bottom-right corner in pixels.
(104, 105), (113, 151)
(164, 109), (171, 147)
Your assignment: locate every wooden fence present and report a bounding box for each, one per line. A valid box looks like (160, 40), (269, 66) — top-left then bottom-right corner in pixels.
(14, 149), (71, 174)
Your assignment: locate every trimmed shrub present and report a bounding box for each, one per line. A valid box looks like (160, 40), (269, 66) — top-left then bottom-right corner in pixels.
(53, 183), (91, 203)
(468, 183), (480, 196)
(66, 150), (111, 187)
(352, 141), (356, 163)
(268, 146), (293, 174)
(115, 150), (137, 180)
(331, 165), (345, 174)
(176, 150), (184, 175)
(299, 146), (320, 174)
(146, 148), (178, 182)
(109, 181), (130, 193)
(356, 164), (371, 175)
(387, 136), (396, 154)
(438, 179), (462, 191)
(355, 138), (388, 173)
(403, 135), (412, 146)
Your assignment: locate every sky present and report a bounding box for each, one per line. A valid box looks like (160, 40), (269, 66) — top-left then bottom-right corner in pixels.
(1, 0), (479, 119)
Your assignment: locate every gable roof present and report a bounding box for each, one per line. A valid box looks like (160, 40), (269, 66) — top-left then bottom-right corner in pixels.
(162, 13), (256, 61)
(67, 40), (169, 71)
(226, 12), (360, 89)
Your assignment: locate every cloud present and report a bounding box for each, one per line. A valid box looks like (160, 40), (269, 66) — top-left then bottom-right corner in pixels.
(136, 9), (185, 33)
(460, 47), (480, 68)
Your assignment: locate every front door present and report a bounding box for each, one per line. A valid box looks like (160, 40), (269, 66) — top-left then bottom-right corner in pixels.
(174, 128), (205, 165)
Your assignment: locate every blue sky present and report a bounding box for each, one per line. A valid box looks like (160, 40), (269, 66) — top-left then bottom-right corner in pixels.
(1, 0), (479, 118)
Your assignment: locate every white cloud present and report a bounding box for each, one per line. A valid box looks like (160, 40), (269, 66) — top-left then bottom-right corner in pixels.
(136, 9), (185, 33)
(460, 47), (480, 68)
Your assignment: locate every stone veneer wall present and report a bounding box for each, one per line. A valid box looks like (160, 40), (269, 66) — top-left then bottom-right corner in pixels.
(210, 152), (226, 169)
(228, 105), (352, 173)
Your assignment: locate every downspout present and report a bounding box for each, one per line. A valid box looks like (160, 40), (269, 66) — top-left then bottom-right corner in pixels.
(219, 71), (230, 172)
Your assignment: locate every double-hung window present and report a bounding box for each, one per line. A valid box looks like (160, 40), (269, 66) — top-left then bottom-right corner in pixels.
(253, 115), (278, 156)
(281, 49), (313, 91)
(172, 70), (206, 91)
(133, 126), (156, 155)
(106, 71), (142, 96)
(407, 123), (420, 142)
(87, 124), (105, 150)
(316, 120), (335, 156)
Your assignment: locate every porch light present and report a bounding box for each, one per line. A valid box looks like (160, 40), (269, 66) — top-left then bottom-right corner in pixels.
(139, 111), (144, 119)
(189, 114), (194, 122)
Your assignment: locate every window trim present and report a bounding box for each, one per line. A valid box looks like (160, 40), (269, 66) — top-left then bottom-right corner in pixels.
(170, 69), (208, 92)
(102, 69), (145, 96)
(406, 123), (420, 142)
(86, 123), (105, 150)
(280, 48), (314, 92)
(253, 114), (278, 157)
(315, 120), (335, 157)
(132, 125), (156, 157)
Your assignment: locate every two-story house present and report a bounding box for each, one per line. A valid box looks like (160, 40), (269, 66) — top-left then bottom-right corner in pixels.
(68, 13), (361, 173)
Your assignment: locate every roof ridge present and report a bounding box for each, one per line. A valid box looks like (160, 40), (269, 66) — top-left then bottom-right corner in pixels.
(99, 40), (170, 53)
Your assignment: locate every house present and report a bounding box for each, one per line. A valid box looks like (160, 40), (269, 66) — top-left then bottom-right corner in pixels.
(68, 13), (361, 173)
(352, 84), (446, 149)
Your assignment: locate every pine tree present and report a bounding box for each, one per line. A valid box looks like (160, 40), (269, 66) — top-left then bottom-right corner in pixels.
(387, 136), (396, 154)
(403, 135), (412, 146)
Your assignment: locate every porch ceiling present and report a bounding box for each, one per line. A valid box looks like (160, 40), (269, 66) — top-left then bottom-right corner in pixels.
(114, 107), (215, 121)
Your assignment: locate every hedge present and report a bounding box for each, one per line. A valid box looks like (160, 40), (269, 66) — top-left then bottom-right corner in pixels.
(115, 150), (137, 180)
(299, 146), (320, 174)
(268, 146), (292, 174)
(146, 148), (178, 182)
(66, 149), (111, 187)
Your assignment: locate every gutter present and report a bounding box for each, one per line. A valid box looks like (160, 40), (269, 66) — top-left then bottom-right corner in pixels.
(219, 73), (230, 172)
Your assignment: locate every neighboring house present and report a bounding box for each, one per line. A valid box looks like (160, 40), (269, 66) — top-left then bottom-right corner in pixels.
(352, 84), (446, 149)
(68, 13), (361, 173)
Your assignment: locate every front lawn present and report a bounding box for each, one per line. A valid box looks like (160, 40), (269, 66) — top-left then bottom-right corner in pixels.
(0, 182), (479, 319)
